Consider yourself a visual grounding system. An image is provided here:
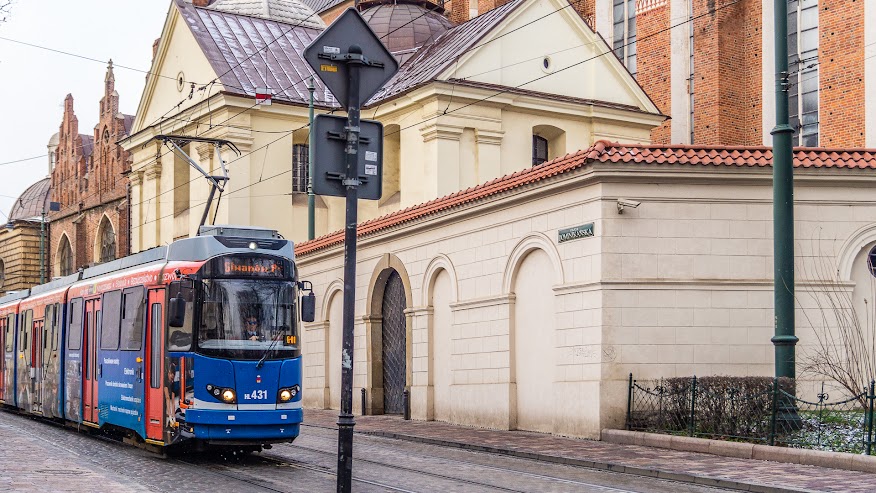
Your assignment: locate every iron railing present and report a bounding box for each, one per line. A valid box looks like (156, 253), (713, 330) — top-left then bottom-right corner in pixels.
(626, 374), (876, 455)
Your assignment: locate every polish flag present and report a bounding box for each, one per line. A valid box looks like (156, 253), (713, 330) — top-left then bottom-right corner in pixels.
(256, 87), (273, 106)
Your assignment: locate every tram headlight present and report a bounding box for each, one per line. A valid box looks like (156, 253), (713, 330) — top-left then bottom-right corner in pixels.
(221, 389), (236, 403)
(278, 385), (300, 403)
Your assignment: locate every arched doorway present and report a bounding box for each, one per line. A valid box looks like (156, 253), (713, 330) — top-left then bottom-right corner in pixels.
(381, 270), (407, 414)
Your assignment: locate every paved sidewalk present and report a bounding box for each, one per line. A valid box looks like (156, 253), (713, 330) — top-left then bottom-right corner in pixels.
(304, 409), (873, 493)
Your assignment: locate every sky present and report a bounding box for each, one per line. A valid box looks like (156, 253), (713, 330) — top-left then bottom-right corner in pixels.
(0, 1), (170, 220)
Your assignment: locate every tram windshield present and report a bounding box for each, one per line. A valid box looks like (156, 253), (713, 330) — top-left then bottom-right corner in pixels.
(196, 279), (299, 360)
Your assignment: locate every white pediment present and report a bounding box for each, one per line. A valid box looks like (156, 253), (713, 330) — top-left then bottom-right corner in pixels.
(439, 0), (657, 113)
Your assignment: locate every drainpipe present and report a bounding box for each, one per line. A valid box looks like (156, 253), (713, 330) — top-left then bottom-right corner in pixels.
(307, 77), (316, 241)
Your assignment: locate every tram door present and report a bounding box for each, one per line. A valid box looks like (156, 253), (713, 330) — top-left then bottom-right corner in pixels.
(83, 299), (101, 424)
(145, 289), (165, 441)
(31, 319), (44, 414)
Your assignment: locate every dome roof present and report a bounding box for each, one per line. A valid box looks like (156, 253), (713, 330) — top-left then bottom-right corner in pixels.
(208, 0), (326, 29)
(359, 1), (454, 56)
(8, 178), (50, 222)
(48, 132), (60, 148)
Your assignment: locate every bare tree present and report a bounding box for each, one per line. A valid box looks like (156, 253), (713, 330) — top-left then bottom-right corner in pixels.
(0, 1), (12, 24)
(798, 235), (876, 407)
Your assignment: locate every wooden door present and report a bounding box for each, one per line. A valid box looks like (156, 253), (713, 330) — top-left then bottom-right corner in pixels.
(145, 289), (165, 441)
(83, 299), (101, 424)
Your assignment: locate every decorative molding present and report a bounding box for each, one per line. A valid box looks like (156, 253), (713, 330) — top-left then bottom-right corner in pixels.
(450, 293), (516, 311)
(836, 223), (876, 280)
(502, 233), (565, 294)
(144, 162), (162, 180)
(421, 254), (459, 306)
(128, 171), (143, 187)
(636, 0), (667, 15)
(419, 123), (464, 143)
(475, 129), (505, 146)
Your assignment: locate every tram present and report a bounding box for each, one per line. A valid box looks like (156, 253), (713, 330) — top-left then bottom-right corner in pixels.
(0, 225), (315, 452)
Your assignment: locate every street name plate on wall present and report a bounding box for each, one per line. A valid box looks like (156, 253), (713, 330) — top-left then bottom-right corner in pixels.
(558, 223), (594, 243)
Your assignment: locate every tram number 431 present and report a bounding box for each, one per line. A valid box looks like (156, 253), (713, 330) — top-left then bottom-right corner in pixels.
(243, 390), (269, 400)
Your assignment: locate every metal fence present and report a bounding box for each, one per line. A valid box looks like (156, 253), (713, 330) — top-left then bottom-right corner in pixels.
(625, 374), (876, 455)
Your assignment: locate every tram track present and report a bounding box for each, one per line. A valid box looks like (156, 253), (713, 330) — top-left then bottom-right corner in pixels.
(278, 434), (643, 493)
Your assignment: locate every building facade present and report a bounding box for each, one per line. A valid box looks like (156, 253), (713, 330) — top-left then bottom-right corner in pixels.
(307, 0), (876, 148)
(49, 62), (134, 278)
(0, 178), (51, 296)
(123, 0), (661, 251)
(295, 143), (876, 437)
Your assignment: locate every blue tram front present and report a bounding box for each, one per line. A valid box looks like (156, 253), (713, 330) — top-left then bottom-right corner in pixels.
(165, 252), (304, 446)
(159, 229), (313, 448)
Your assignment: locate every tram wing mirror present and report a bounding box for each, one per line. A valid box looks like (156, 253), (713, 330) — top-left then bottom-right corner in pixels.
(301, 292), (316, 323)
(168, 297), (187, 328)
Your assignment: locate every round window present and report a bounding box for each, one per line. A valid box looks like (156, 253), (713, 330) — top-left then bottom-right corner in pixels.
(177, 72), (186, 92)
(541, 56), (553, 74)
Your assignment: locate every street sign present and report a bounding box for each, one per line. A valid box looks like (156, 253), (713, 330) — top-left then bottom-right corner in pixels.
(303, 8), (399, 109)
(311, 114), (383, 200)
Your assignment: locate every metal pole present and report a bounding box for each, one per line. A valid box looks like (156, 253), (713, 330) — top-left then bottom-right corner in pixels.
(336, 44), (362, 493)
(771, 0), (798, 381)
(308, 77), (316, 241)
(39, 212), (45, 284)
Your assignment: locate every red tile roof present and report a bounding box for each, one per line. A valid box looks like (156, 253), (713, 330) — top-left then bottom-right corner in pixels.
(294, 141), (876, 256)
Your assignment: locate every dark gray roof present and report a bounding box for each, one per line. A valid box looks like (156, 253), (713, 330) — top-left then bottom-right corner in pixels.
(367, 0), (523, 104)
(122, 114), (135, 135)
(177, 0), (338, 107)
(301, 0), (348, 14)
(81, 135), (95, 159)
(8, 178), (50, 221)
(359, 1), (454, 55)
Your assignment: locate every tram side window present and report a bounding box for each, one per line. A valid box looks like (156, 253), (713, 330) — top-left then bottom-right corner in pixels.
(101, 290), (122, 350)
(120, 287), (145, 351)
(3, 315), (11, 352)
(52, 303), (60, 351)
(20, 310), (32, 352)
(150, 303), (162, 388)
(67, 298), (83, 350)
(167, 281), (194, 352)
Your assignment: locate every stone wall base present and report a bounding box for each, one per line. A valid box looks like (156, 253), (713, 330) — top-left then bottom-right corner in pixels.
(601, 429), (876, 474)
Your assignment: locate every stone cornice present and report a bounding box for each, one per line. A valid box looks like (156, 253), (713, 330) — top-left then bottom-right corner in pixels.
(419, 123), (464, 143)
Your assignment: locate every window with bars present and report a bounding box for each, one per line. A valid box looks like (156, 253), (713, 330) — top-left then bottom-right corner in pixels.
(788, 0), (819, 147)
(292, 144), (309, 193)
(613, 0), (637, 77)
(532, 135), (549, 166)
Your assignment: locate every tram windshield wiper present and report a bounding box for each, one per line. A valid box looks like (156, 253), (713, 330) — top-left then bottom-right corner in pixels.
(256, 331), (283, 369)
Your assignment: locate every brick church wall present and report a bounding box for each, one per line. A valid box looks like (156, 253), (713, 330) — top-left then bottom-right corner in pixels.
(48, 63), (132, 277)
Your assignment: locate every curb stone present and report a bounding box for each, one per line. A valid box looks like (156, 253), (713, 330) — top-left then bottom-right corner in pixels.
(304, 422), (821, 493)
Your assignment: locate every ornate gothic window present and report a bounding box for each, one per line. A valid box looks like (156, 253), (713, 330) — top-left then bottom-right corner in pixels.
(58, 235), (73, 277)
(98, 216), (117, 264)
(788, 0), (819, 146)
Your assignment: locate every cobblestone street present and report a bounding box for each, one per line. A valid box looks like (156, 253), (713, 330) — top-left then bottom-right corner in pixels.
(0, 410), (731, 492)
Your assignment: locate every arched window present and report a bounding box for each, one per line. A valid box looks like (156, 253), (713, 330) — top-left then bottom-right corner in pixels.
(98, 216), (117, 264)
(0, 258), (5, 288)
(58, 235), (73, 277)
(868, 245), (876, 277)
(532, 135), (549, 166)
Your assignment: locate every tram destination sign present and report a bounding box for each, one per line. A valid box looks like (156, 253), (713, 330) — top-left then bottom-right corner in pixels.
(558, 223), (595, 243)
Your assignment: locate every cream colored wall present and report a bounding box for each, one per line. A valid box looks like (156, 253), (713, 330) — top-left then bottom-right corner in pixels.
(298, 167), (876, 438)
(133, 7), (219, 135)
(453, 0), (648, 110)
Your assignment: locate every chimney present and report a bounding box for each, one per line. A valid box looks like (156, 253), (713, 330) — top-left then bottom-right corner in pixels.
(193, 0), (211, 6)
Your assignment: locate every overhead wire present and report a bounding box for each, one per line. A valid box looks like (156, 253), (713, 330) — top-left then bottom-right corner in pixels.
(132, 0), (745, 233)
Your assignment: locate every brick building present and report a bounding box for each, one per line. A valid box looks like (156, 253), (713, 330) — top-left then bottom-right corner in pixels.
(49, 61), (134, 277)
